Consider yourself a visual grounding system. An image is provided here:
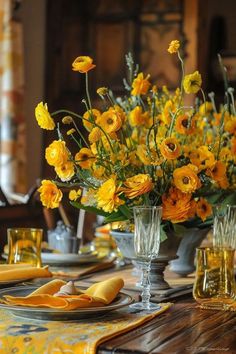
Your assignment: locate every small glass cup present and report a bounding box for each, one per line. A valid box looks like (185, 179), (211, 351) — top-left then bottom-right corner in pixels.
(193, 247), (236, 310)
(7, 228), (43, 267)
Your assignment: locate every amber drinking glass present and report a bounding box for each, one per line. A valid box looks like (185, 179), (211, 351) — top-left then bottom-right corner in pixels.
(193, 247), (236, 310)
(7, 228), (43, 267)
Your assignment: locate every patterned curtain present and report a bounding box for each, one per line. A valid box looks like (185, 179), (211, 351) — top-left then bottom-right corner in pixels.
(0, 0), (26, 195)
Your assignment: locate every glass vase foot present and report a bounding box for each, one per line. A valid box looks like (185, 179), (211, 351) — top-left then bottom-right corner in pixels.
(129, 301), (160, 311)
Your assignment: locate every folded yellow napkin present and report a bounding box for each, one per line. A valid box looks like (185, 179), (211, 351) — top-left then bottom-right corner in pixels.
(0, 264), (52, 282)
(3, 277), (124, 310)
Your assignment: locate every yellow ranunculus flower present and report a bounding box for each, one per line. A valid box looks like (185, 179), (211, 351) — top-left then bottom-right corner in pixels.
(159, 137), (181, 160)
(92, 165), (105, 179)
(75, 148), (95, 169)
(131, 73), (151, 96)
(173, 164), (201, 193)
(88, 127), (102, 144)
(83, 109), (101, 132)
(224, 117), (236, 135)
(121, 174), (153, 199)
(38, 180), (63, 209)
(190, 146), (215, 171)
(55, 161), (75, 182)
(35, 102), (55, 130)
(128, 106), (150, 127)
(167, 40), (180, 54)
(199, 101), (213, 116)
(45, 140), (69, 167)
(206, 161), (229, 189)
(196, 198), (212, 222)
(72, 56), (96, 73)
(69, 189), (81, 201)
(175, 113), (196, 135)
(99, 108), (122, 134)
(96, 178), (125, 213)
(183, 71), (202, 94)
(162, 187), (192, 223)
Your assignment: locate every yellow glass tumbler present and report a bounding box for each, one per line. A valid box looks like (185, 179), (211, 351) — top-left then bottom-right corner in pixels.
(193, 247), (236, 310)
(7, 228), (43, 267)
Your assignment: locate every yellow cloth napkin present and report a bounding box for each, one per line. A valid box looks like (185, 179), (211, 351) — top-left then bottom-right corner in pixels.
(3, 277), (124, 310)
(0, 264), (52, 282)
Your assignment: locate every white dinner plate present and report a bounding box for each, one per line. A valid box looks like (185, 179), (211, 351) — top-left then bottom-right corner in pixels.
(0, 286), (133, 320)
(41, 252), (104, 266)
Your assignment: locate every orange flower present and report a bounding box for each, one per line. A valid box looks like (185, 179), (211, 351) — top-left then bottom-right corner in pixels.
(175, 113), (196, 135)
(231, 136), (236, 155)
(173, 164), (201, 193)
(196, 198), (212, 222)
(131, 73), (151, 96)
(207, 161), (228, 183)
(38, 180), (63, 209)
(75, 148), (95, 169)
(121, 174), (153, 199)
(162, 187), (192, 223)
(159, 137), (181, 160)
(72, 56), (96, 73)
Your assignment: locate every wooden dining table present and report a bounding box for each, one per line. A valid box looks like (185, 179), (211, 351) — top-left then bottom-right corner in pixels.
(0, 259), (235, 354)
(74, 265), (234, 354)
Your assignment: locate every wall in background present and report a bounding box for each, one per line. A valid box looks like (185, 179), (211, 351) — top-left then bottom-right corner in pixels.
(20, 0), (46, 190)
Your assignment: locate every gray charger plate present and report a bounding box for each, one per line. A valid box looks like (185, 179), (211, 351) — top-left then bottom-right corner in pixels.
(0, 286), (133, 321)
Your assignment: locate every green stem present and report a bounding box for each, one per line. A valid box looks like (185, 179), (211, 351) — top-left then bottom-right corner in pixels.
(52, 109), (115, 153)
(177, 50), (185, 108)
(85, 73), (92, 111)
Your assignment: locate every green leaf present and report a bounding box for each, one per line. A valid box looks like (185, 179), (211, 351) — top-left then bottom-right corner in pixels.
(118, 205), (132, 219)
(160, 225), (167, 242)
(70, 202), (109, 217)
(172, 224), (187, 237)
(104, 214), (128, 223)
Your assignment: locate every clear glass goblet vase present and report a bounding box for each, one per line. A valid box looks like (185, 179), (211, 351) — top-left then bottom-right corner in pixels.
(130, 206), (162, 311)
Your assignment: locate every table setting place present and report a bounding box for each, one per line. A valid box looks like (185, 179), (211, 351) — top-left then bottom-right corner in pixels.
(1, 201), (236, 353)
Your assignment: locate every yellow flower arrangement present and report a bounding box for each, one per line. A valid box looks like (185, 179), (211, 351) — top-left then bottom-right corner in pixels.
(35, 43), (236, 237)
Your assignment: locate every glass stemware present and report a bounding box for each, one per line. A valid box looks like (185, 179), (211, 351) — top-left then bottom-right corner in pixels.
(130, 206), (162, 311)
(213, 204), (236, 248)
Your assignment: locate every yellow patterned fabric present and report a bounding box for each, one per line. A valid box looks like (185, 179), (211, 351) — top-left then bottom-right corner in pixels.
(0, 303), (171, 353)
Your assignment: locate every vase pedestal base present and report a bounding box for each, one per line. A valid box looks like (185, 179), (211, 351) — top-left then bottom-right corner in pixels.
(134, 256), (177, 290)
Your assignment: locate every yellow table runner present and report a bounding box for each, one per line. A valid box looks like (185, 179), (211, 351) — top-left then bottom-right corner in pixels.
(0, 303), (171, 353)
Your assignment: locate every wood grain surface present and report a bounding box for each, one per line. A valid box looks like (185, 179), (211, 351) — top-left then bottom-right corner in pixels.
(98, 299), (236, 354)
